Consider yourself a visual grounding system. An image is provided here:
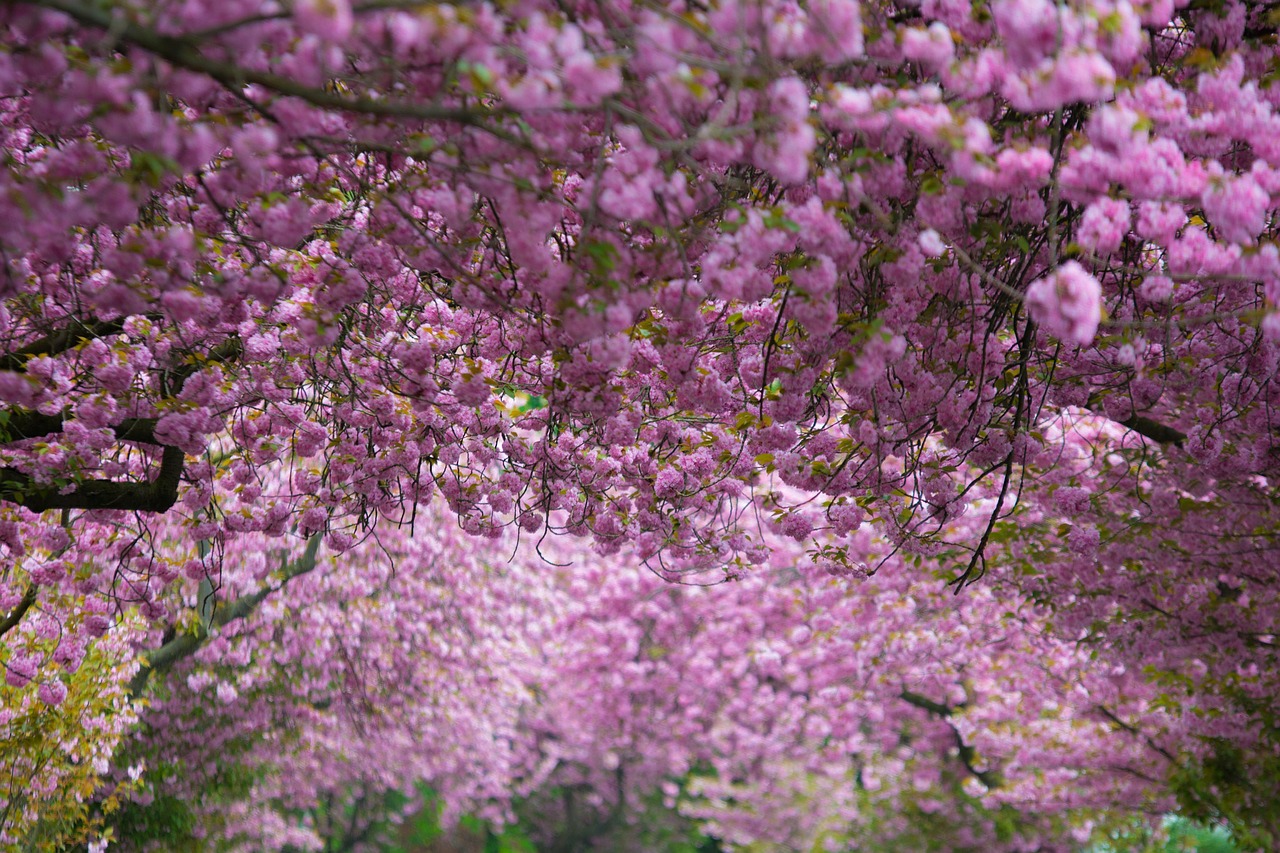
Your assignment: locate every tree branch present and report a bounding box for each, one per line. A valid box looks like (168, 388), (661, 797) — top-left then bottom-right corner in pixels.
(0, 318), (129, 372)
(32, 0), (510, 129)
(900, 688), (956, 718)
(0, 584), (37, 640)
(128, 535), (323, 695)
(1086, 396), (1186, 447)
(1095, 703), (1179, 765)
(169, 337), (243, 393)
(1114, 414), (1186, 447)
(0, 410), (161, 445)
(899, 689), (1003, 789)
(0, 445), (185, 513)
(0, 336), (241, 512)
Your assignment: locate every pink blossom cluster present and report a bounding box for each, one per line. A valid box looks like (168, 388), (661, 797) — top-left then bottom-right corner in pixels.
(1025, 261), (1105, 346)
(106, 503), (1172, 851)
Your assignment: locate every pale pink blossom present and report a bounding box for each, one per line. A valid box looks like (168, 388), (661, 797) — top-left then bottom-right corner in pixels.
(1026, 262), (1104, 346)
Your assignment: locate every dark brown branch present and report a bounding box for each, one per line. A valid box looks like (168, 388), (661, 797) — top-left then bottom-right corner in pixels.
(34, 0), (509, 129)
(0, 584), (37, 639)
(0, 318), (128, 372)
(1095, 704), (1180, 765)
(900, 689), (1003, 789)
(0, 445), (184, 513)
(0, 410), (161, 445)
(169, 337), (244, 393)
(1115, 414), (1186, 447)
(900, 689), (955, 718)
(128, 535), (323, 695)
(0, 336), (242, 511)
(0, 338), (242, 446)
(1087, 395), (1186, 447)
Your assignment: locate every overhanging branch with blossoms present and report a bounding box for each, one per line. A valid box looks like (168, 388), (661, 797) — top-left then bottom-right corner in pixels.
(128, 534), (322, 696)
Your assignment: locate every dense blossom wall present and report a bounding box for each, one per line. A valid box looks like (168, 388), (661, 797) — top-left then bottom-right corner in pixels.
(111, 512), (1171, 852)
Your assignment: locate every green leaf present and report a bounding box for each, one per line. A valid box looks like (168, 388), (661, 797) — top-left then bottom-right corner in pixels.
(582, 240), (619, 273)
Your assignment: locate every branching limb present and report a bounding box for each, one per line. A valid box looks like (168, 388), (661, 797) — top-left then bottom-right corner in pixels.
(1114, 414), (1186, 447)
(1085, 394), (1186, 447)
(1095, 703), (1179, 765)
(0, 318), (130, 372)
(899, 688), (957, 718)
(0, 337), (241, 512)
(30, 0), (511, 131)
(0, 410), (162, 445)
(0, 445), (185, 513)
(128, 535), (323, 696)
(899, 689), (1004, 790)
(0, 584), (37, 640)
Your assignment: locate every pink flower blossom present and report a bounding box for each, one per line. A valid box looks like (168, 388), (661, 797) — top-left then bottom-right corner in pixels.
(1138, 274), (1174, 302)
(1025, 262), (1104, 346)
(901, 23), (955, 70)
(918, 228), (947, 257)
(1202, 173), (1271, 245)
(5, 651), (38, 688)
(1262, 312), (1280, 341)
(37, 678), (68, 706)
(1077, 197), (1130, 255)
(293, 0), (354, 42)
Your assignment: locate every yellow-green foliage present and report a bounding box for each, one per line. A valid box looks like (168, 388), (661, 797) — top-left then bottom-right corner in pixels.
(1, 622), (140, 851)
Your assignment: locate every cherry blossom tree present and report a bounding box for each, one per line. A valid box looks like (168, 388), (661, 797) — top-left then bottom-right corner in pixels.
(0, 0), (1279, 846)
(106, 508), (1174, 852)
